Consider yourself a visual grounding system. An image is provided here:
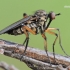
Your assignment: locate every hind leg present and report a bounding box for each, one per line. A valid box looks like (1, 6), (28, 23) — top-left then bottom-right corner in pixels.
(20, 26), (37, 60)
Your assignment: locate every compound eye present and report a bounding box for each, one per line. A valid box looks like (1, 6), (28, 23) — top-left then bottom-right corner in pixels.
(51, 12), (55, 19)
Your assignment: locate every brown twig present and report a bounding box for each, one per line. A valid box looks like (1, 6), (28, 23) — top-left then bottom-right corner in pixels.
(0, 61), (18, 70)
(0, 39), (70, 70)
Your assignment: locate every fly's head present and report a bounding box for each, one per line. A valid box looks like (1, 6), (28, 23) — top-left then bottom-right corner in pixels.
(48, 11), (56, 20)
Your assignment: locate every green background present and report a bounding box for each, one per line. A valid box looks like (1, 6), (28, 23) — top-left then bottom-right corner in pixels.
(0, 0), (70, 70)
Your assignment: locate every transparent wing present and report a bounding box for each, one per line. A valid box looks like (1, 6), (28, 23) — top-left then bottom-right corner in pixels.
(0, 16), (31, 34)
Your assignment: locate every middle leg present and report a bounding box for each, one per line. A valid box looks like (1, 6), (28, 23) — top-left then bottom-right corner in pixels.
(41, 33), (51, 65)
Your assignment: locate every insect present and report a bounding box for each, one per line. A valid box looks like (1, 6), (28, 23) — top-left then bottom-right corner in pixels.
(0, 10), (68, 65)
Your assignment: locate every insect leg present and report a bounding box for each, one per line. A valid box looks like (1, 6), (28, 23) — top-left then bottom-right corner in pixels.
(22, 25), (36, 45)
(20, 26), (37, 60)
(20, 27), (29, 60)
(22, 25), (37, 52)
(23, 38), (27, 45)
(57, 29), (69, 56)
(41, 33), (51, 65)
(45, 28), (58, 63)
(23, 37), (29, 54)
(22, 26), (36, 35)
(45, 28), (69, 63)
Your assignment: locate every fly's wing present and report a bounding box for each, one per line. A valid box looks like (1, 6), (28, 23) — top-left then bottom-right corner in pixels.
(0, 16), (31, 35)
